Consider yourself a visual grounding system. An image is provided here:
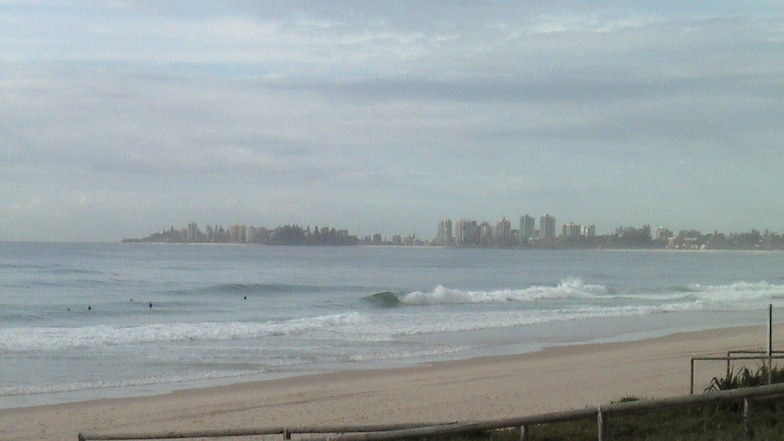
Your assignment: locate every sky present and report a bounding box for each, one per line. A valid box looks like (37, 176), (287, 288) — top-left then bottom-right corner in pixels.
(1, 1), (783, 242)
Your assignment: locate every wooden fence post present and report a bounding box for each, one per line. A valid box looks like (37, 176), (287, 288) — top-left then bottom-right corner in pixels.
(519, 424), (529, 441)
(597, 407), (607, 441)
(743, 398), (755, 440)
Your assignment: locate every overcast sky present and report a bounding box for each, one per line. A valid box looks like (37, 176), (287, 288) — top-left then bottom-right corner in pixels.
(2, 1), (783, 242)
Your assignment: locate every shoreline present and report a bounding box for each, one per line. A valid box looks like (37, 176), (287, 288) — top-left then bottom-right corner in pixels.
(1, 309), (765, 412)
(2, 323), (782, 441)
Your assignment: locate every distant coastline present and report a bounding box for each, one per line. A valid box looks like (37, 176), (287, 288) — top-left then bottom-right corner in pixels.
(123, 221), (784, 250)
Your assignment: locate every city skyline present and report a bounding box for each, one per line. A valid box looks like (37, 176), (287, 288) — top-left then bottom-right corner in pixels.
(2, 2), (783, 242)
(124, 214), (784, 251)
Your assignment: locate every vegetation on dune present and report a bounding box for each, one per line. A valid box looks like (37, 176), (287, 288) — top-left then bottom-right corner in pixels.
(705, 364), (784, 392)
(396, 364), (784, 441)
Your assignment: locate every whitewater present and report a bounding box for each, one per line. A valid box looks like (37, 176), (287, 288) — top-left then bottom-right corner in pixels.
(2, 242), (784, 409)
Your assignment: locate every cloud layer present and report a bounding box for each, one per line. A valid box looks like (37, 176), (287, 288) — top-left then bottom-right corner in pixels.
(2, 2), (783, 241)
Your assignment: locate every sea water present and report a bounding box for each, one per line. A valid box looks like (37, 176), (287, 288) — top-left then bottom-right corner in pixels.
(2, 242), (784, 409)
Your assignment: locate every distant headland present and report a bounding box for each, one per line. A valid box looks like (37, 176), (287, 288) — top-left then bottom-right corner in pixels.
(123, 217), (784, 250)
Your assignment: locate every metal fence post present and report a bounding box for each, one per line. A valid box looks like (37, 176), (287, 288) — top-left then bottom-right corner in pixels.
(727, 351), (732, 380)
(768, 304), (773, 385)
(690, 358), (695, 395)
(768, 304), (773, 357)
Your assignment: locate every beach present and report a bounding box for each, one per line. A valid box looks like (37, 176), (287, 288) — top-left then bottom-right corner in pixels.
(2, 324), (780, 441)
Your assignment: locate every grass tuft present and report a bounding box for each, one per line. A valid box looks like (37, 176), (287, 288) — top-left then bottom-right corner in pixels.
(705, 363), (784, 392)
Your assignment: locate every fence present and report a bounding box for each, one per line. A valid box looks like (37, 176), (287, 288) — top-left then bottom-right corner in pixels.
(79, 382), (784, 441)
(688, 304), (783, 394)
(689, 352), (784, 394)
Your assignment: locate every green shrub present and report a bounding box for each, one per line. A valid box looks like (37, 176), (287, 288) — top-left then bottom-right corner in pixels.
(705, 363), (784, 392)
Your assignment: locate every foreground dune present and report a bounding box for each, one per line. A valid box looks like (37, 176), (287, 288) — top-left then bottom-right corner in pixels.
(2, 324), (781, 441)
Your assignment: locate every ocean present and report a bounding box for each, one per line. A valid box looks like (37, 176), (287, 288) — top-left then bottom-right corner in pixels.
(2, 242), (784, 409)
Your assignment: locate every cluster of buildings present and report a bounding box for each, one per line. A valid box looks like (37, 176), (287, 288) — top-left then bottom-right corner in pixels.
(184, 222), (280, 244)
(361, 233), (424, 246)
(432, 215), (597, 247)
(125, 223), (357, 245)
(124, 218), (784, 251)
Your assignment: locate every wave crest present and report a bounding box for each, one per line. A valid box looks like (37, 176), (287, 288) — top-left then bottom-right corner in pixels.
(0, 312), (366, 352)
(688, 281), (784, 305)
(364, 291), (403, 307)
(400, 278), (608, 306)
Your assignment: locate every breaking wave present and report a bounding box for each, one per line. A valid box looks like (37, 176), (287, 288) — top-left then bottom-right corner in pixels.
(364, 291), (404, 307)
(364, 279), (784, 310)
(687, 281), (784, 308)
(399, 278), (609, 306)
(0, 312), (366, 352)
(171, 282), (364, 297)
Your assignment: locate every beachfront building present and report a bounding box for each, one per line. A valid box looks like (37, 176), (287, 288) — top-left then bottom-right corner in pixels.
(455, 219), (479, 247)
(228, 224), (247, 243)
(186, 222), (201, 242)
(433, 219), (454, 246)
(479, 222), (493, 246)
(581, 224), (596, 237)
(655, 226), (673, 242)
(540, 214), (556, 240)
(562, 222), (581, 239)
(495, 217), (512, 246)
(519, 215), (535, 244)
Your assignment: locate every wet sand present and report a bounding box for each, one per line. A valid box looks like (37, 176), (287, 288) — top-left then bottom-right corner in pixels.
(1, 324), (779, 441)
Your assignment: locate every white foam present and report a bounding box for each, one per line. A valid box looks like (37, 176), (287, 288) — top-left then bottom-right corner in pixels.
(400, 277), (608, 305)
(346, 346), (471, 362)
(0, 312), (367, 352)
(348, 280), (784, 339)
(6, 281), (784, 353)
(689, 281), (784, 306)
(0, 370), (257, 397)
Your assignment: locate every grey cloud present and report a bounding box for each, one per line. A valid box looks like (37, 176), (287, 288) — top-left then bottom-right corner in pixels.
(2, 2), (784, 240)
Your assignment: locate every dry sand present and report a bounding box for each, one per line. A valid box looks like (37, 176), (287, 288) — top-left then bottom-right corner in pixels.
(2, 324), (781, 441)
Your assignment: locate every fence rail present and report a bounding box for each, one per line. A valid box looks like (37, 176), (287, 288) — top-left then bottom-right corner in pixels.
(689, 354), (784, 394)
(79, 382), (784, 441)
(78, 423), (461, 441)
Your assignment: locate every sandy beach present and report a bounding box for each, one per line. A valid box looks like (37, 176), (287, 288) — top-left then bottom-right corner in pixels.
(2, 324), (781, 441)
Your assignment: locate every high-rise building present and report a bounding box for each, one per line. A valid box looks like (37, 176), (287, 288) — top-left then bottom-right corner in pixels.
(455, 219), (479, 246)
(519, 215), (535, 243)
(562, 222), (581, 239)
(479, 222), (493, 246)
(495, 217), (511, 246)
(655, 227), (673, 242)
(228, 224), (247, 243)
(581, 225), (596, 238)
(540, 214), (556, 240)
(247, 226), (258, 243)
(187, 222), (200, 242)
(434, 219), (453, 245)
